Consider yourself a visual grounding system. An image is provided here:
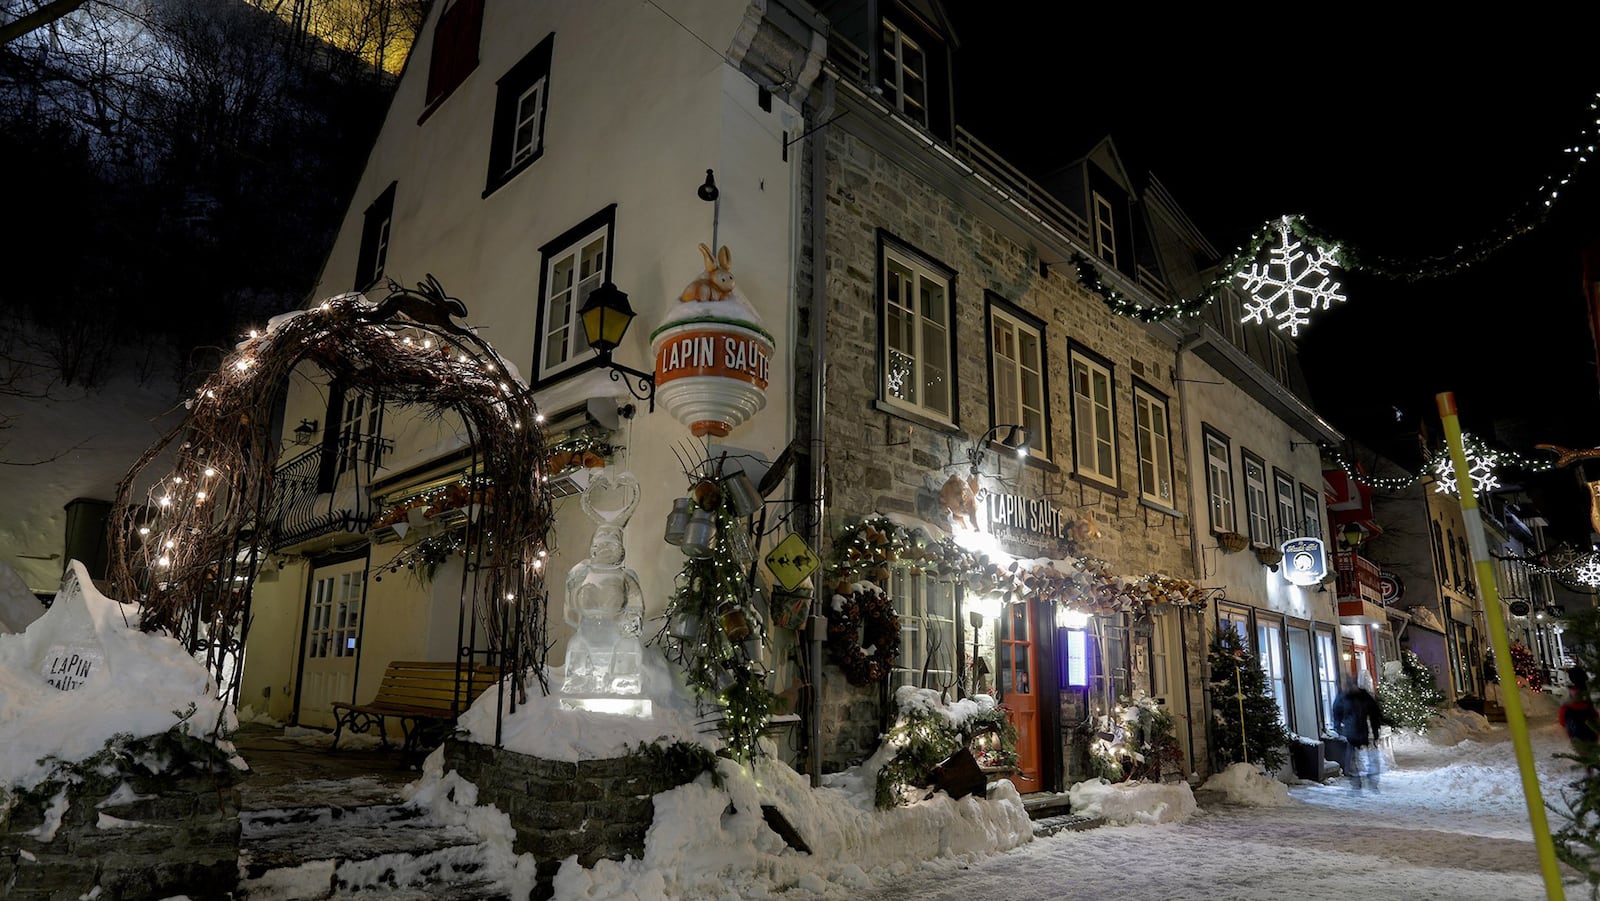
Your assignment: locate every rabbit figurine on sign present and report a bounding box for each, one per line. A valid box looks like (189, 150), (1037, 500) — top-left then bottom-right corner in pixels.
(680, 243), (736, 302)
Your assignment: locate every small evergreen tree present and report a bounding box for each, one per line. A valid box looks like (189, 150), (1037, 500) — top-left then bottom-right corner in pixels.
(1209, 628), (1292, 771)
(1549, 607), (1600, 892)
(1378, 650), (1447, 732)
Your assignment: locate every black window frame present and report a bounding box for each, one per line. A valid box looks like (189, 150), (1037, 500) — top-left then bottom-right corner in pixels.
(1067, 340), (1120, 490)
(354, 181), (397, 293)
(484, 33), (554, 197)
(1272, 468), (1298, 543)
(1240, 449), (1271, 547)
(1202, 424), (1235, 534)
(876, 231), (959, 427)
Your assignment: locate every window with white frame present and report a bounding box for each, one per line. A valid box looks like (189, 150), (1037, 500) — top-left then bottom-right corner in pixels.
(1070, 348), (1116, 484)
(336, 389), (383, 478)
(485, 33), (553, 194)
(1300, 485), (1322, 538)
(1133, 385), (1173, 506)
(1274, 470), (1298, 543)
(1267, 333), (1289, 385)
(1213, 288), (1248, 351)
(878, 19), (928, 127)
(308, 569), (363, 659)
(882, 244), (954, 419)
(1242, 451), (1271, 546)
(890, 570), (956, 689)
(1092, 192), (1117, 267)
(1315, 630), (1341, 730)
(1204, 428), (1234, 533)
(535, 207), (614, 383)
(988, 301), (1047, 458)
(1258, 621), (1290, 729)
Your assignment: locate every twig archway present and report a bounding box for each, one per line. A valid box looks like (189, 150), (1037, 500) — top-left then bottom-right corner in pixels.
(108, 277), (555, 702)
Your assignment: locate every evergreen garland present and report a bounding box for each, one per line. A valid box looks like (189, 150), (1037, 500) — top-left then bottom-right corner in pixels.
(653, 473), (776, 763)
(1090, 692), (1185, 783)
(874, 693), (1018, 809)
(1208, 628), (1292, 772)
(1378, 651), (1447, 733)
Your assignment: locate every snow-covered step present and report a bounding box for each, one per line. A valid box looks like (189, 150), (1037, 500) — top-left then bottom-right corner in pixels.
(241, 800), (425, 837)
(1031, 812), (1104, 838)
(241, 813), (481, 878)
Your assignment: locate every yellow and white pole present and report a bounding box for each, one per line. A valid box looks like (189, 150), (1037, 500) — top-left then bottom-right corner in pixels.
(1437, 391), (1565, 899)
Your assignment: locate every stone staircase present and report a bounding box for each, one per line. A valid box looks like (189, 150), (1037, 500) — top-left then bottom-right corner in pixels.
(236, 777), (509, 900)
(1021, 791), (1103, 838)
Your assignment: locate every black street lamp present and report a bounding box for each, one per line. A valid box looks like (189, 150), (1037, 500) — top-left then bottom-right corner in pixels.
(578, 281), (655, 412)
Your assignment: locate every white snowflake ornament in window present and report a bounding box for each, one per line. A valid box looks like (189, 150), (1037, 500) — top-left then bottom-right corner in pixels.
(1432, 440), (1501, 497)
(1235, 216), (1346, 336)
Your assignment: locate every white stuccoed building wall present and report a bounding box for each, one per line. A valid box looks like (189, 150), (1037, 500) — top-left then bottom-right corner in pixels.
(241, 0), (818, 723)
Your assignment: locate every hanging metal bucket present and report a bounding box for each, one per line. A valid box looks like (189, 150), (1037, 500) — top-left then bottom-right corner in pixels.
(722, 471), (763, 517)
(663, 497), (694, 545)
(668, 611), (703, 640)
(681, 508), (717, 557)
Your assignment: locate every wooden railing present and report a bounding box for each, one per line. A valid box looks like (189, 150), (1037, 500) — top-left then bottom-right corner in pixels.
(1333, 551), (1384, 606)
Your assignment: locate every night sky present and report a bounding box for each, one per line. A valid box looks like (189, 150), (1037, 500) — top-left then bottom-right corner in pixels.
(941, 11), (1600, 545)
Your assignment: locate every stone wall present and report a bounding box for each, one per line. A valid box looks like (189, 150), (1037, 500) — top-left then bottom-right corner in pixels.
(806, 121), (1202, 777)
(0, 732), (241, 900)
(441, 739), (705, 901)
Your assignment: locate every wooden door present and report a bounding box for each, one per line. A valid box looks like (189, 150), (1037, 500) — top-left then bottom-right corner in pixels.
(999, 598), (1040, 791)
(297, 558), (367, 728)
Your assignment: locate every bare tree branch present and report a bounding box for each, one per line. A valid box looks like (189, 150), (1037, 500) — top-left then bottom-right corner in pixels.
(1, 0), (93, 45)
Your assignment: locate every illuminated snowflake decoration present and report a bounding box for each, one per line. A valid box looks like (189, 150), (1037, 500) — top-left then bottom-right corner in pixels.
(1574, 554), (1600, 587)
(1235, 216), (1346, 336)
(1431, 439), (1502, 497)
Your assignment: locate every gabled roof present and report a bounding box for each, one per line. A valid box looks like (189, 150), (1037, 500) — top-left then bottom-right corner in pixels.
(893, 0), (960, 48)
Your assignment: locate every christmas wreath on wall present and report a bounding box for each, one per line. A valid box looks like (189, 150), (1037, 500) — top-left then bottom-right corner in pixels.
(826, 583), (902, 686)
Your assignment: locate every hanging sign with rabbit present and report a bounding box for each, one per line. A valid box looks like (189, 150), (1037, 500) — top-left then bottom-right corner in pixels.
(650, 243), (777, 437)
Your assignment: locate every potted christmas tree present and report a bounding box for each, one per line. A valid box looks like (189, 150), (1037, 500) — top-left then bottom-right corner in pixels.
(1209, 628), (1292, 772)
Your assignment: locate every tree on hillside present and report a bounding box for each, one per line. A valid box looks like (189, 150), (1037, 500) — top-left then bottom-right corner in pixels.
(1209, 627), (1292, 771)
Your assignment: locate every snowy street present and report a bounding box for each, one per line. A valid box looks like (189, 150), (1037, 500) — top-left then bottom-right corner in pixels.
(859, 708), (1584, 901)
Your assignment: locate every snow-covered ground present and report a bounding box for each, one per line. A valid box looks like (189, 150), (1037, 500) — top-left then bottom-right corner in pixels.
(858, 705), (1585, 901)
(3, 575), (1587, 900)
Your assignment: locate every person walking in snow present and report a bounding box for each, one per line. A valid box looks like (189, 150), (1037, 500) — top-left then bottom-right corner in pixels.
(1333, 675), (1386, 790)
(1559, 685), (1600, 755)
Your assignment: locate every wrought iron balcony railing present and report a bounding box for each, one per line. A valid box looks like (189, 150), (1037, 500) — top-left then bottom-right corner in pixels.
(266, 435), (388, 550)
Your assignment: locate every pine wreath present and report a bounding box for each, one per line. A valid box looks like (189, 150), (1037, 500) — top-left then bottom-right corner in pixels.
(826, 584), (902, 686)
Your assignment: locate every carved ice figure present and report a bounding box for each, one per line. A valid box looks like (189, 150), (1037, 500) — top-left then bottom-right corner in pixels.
(561, 470), (644, 697)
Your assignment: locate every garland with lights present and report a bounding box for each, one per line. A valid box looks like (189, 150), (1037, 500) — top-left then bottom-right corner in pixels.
(651, 454), (776, 763)
(825, 583), (902, 686)
(828, 514), (1211, 623)
(1075, 92), (1600, 332)
(874, 687), (1018, 809)
(107, 278), (555, 699)
(1326, 435), (1557, 496)
(1089, 691), (1184, 783)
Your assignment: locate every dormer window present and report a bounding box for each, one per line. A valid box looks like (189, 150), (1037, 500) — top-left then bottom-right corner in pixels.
(1093, 191), (1117, 267)
(879, 19), (928, 127)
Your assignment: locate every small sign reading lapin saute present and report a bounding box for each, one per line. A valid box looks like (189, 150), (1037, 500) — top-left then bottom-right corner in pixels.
(41, 644), (103, 692)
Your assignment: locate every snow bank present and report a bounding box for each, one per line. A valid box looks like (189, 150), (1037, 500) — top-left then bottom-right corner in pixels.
(1199, 762), (1292, 806)
(552, 755), (1032, 898)
(1423, 707), (1496, 746)
(0, 562), (232, 789)
(1068, 778), (1198, 824)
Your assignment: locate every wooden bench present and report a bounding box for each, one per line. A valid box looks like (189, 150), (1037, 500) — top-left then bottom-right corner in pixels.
(331, 661), (502, 755)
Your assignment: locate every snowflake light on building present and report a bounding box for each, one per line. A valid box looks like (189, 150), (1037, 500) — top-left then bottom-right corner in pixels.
(1575, 554), (1600, 587)
(1235, 216), (1346, 336)
(1432, 440), (1501, 497)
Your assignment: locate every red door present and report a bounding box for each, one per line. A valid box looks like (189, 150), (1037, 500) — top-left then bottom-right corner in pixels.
(999, 598), (1040, 791)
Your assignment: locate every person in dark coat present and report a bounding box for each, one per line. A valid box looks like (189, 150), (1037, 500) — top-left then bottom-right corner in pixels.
(1559, 685), (1600, 751)
(1333, 676), (1386, 790)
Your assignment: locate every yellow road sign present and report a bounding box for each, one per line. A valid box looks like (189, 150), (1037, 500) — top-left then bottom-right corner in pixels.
(764, 533), (818, 592)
